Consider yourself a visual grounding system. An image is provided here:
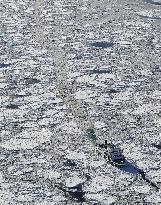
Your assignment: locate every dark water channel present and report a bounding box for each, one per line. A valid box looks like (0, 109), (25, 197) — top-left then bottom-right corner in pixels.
(56, 183), (86, 203)
(5, 104), (19, 109)
(87, 69), (111, 75)
(152, 143), (161, 149)
(0, 63), (12, 69)
(120, 160), (160, 191)
(138, 14), (161, 20)
(138, 169), (160, 191)
(89, 41), (113, 49)
(144, 0), (161, 5)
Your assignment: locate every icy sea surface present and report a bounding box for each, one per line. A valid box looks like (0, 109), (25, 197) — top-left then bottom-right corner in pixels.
(0, 0), (161, 204)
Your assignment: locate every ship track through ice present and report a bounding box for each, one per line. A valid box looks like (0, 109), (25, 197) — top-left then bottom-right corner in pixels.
(33, 0), (160, 192)
(33, 0), (133, 172)
(33, 0), (110, 143)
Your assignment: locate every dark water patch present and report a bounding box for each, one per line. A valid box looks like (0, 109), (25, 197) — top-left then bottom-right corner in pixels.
(86, 84), (96, 88)
(5, 104), (19, 109)
(69, 188), (86, 202)
(64, 159), (77, 167)
(0, 63), (12, 69)
(55, 183), (86, 203)
(152, 143), (161, 149)
(14, 93), (32, 98)
(104, 102), (110, 106)
(87, 69), (111, 75)
(109, 89), (121, 93)
(7, 149), (20, 156)
(76, 54), (82, 60)
(120, 160), (139, 175)
(144, 0), (161, 5)
(138, 14), (161, 20)
(89, 41), (113, 49)
(24, 77), (41, 84)
(8, 122), (19, 129)
(85, 173), (92, 181)
(87, 129), (97, 142)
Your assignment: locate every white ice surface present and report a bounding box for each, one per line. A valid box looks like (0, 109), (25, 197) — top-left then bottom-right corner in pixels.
(86, 176), (114, 192)
(1, 129), (52, 150)
(85, 194), (116, 205)
(65, 176), (85, 187)
(66, 150), (86, 160)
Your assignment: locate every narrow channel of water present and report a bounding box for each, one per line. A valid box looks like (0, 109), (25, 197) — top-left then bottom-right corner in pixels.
(144, 0), (161, 5)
